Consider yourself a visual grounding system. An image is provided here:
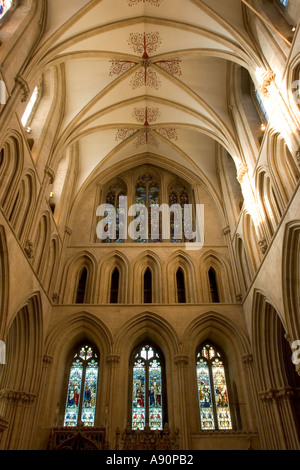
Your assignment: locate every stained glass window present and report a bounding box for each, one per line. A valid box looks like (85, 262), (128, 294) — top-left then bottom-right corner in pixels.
(132, 345), (164, 430)
(279, 0), (288, 6)
(0, 0), (13, 20)
(64, 345), (99, 427)
(197, 344), (232, 431)
(134, 174), (160, 242)
(169, 184), (193, 242)
(104, 183), (126, 243)
(21, 86), (39, 128)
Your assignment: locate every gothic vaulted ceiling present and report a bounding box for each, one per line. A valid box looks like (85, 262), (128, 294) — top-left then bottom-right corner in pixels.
(33, 0), (262, 197)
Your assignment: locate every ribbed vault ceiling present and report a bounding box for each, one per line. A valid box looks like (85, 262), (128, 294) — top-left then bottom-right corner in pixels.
(34, 0), (262, 195)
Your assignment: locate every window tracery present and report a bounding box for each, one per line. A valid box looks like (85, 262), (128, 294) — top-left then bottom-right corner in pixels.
(64, 345), (99, 427)
(131, 344), (165, 430)
(197, 343), (232, 431)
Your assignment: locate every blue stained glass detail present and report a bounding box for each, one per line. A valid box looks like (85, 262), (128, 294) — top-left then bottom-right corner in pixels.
(280, 0), (288, 6)
(0, 1), (13, 19)
(64, 345), (99, 427)
(197, 344), (232, 431)
(132, 345), (163, 430)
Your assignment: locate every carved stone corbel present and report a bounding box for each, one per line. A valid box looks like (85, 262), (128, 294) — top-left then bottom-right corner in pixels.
(15, 75), (29, 103)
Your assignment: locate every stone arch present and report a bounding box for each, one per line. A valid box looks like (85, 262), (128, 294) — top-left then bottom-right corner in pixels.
(60, 251), (97, 304)
(133, 251), (163, 304)
(252, 290), (300, 449)
(183, 312), (252, 437)
(267, 132), (300, 207)
(0, 226), (9, 338)
(166, 250), (197, 303)
(43, 235), (59, 294)
(33, 212), (51, 278)
(282, 221), (300, 350)
(242, 211), (262, 275)
(0, 293), (43, 449)
(0, 133), (23, 214)
(7, 170), (36, 244)
(235, 235), (252, 295)
(256, 167), (283, 241)
(198, 250), (235, 303)
(42, 312), (113, 431)
(98, 251), (130, 304)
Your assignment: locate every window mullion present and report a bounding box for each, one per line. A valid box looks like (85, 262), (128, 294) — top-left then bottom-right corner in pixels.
(145, 360), (149, 426)
(78, 362), (87, 425)
(209, 361), (218, 430)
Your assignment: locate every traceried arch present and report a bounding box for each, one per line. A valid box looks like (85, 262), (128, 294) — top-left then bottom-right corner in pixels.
(168, 182), (192, 243)
(64, 344), (99, 427)
(134, 173), (160, 243)
(103, 181), (127, 243)
(196, 343), (233, 431)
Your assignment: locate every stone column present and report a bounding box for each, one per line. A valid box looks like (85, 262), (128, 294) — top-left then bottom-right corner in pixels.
(174, 354), (189, 450)
(106, 354), (121, 449)
(52, 226), (72, 302)
(0, 390), (37, 450)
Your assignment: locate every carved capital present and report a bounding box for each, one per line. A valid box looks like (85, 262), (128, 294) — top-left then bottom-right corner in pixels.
(24, 240), (34, 259)
(0, 389), (37, 405)
(106, 354), (120, 365)
(260, 70), (276, 98)
(15, 75), (30, 103)
(222, 225), (231, 237)
(64, 227), (72, 237)
(242, 354), (253, 366)
(43, 355), (53, 367)
(174, 354), (189, 367)
(296, 149), (300, 168)
(44, 166), (55, 184)
(52, 293), (60, 304)
(258, 237), (268, 254)
(237, 164), (248, 184)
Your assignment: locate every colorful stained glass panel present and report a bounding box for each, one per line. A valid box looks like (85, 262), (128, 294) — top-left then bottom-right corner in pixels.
(132, 359), (146, 429)
(197, 359), (215, 430)
(149, 359), (162, 430)
(64, 360), (83, 426)
(212, 359), (232, 430)
(81, 360), (98, 426)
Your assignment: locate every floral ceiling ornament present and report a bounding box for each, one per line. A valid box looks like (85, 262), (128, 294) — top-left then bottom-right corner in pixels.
(109, 32), (182, 90)
(127, 0), (163, 6)
(115, 106), (178, 148)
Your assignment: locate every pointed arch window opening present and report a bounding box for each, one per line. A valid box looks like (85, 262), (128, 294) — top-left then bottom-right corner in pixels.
(76, 267), (88, 304)
(132, 344), (165, 431)
(176, 268), (186, 303)
(104, 184), (127, 243)
(64, 345), (99, 427)
(0, 0), (13, 20)
(110, 268), (120, 303)
(208, 268), (220, 303)
(135, 174), (160, 243)
(197, 344), (232, 431)
(169, 184), (193, 243)
(144, 268), (152, 304)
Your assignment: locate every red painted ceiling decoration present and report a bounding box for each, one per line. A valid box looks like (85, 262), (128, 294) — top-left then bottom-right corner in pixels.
(116, 107), (178, 148)
(109, 32), (182, 90)
(127, 0), (164, 6)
